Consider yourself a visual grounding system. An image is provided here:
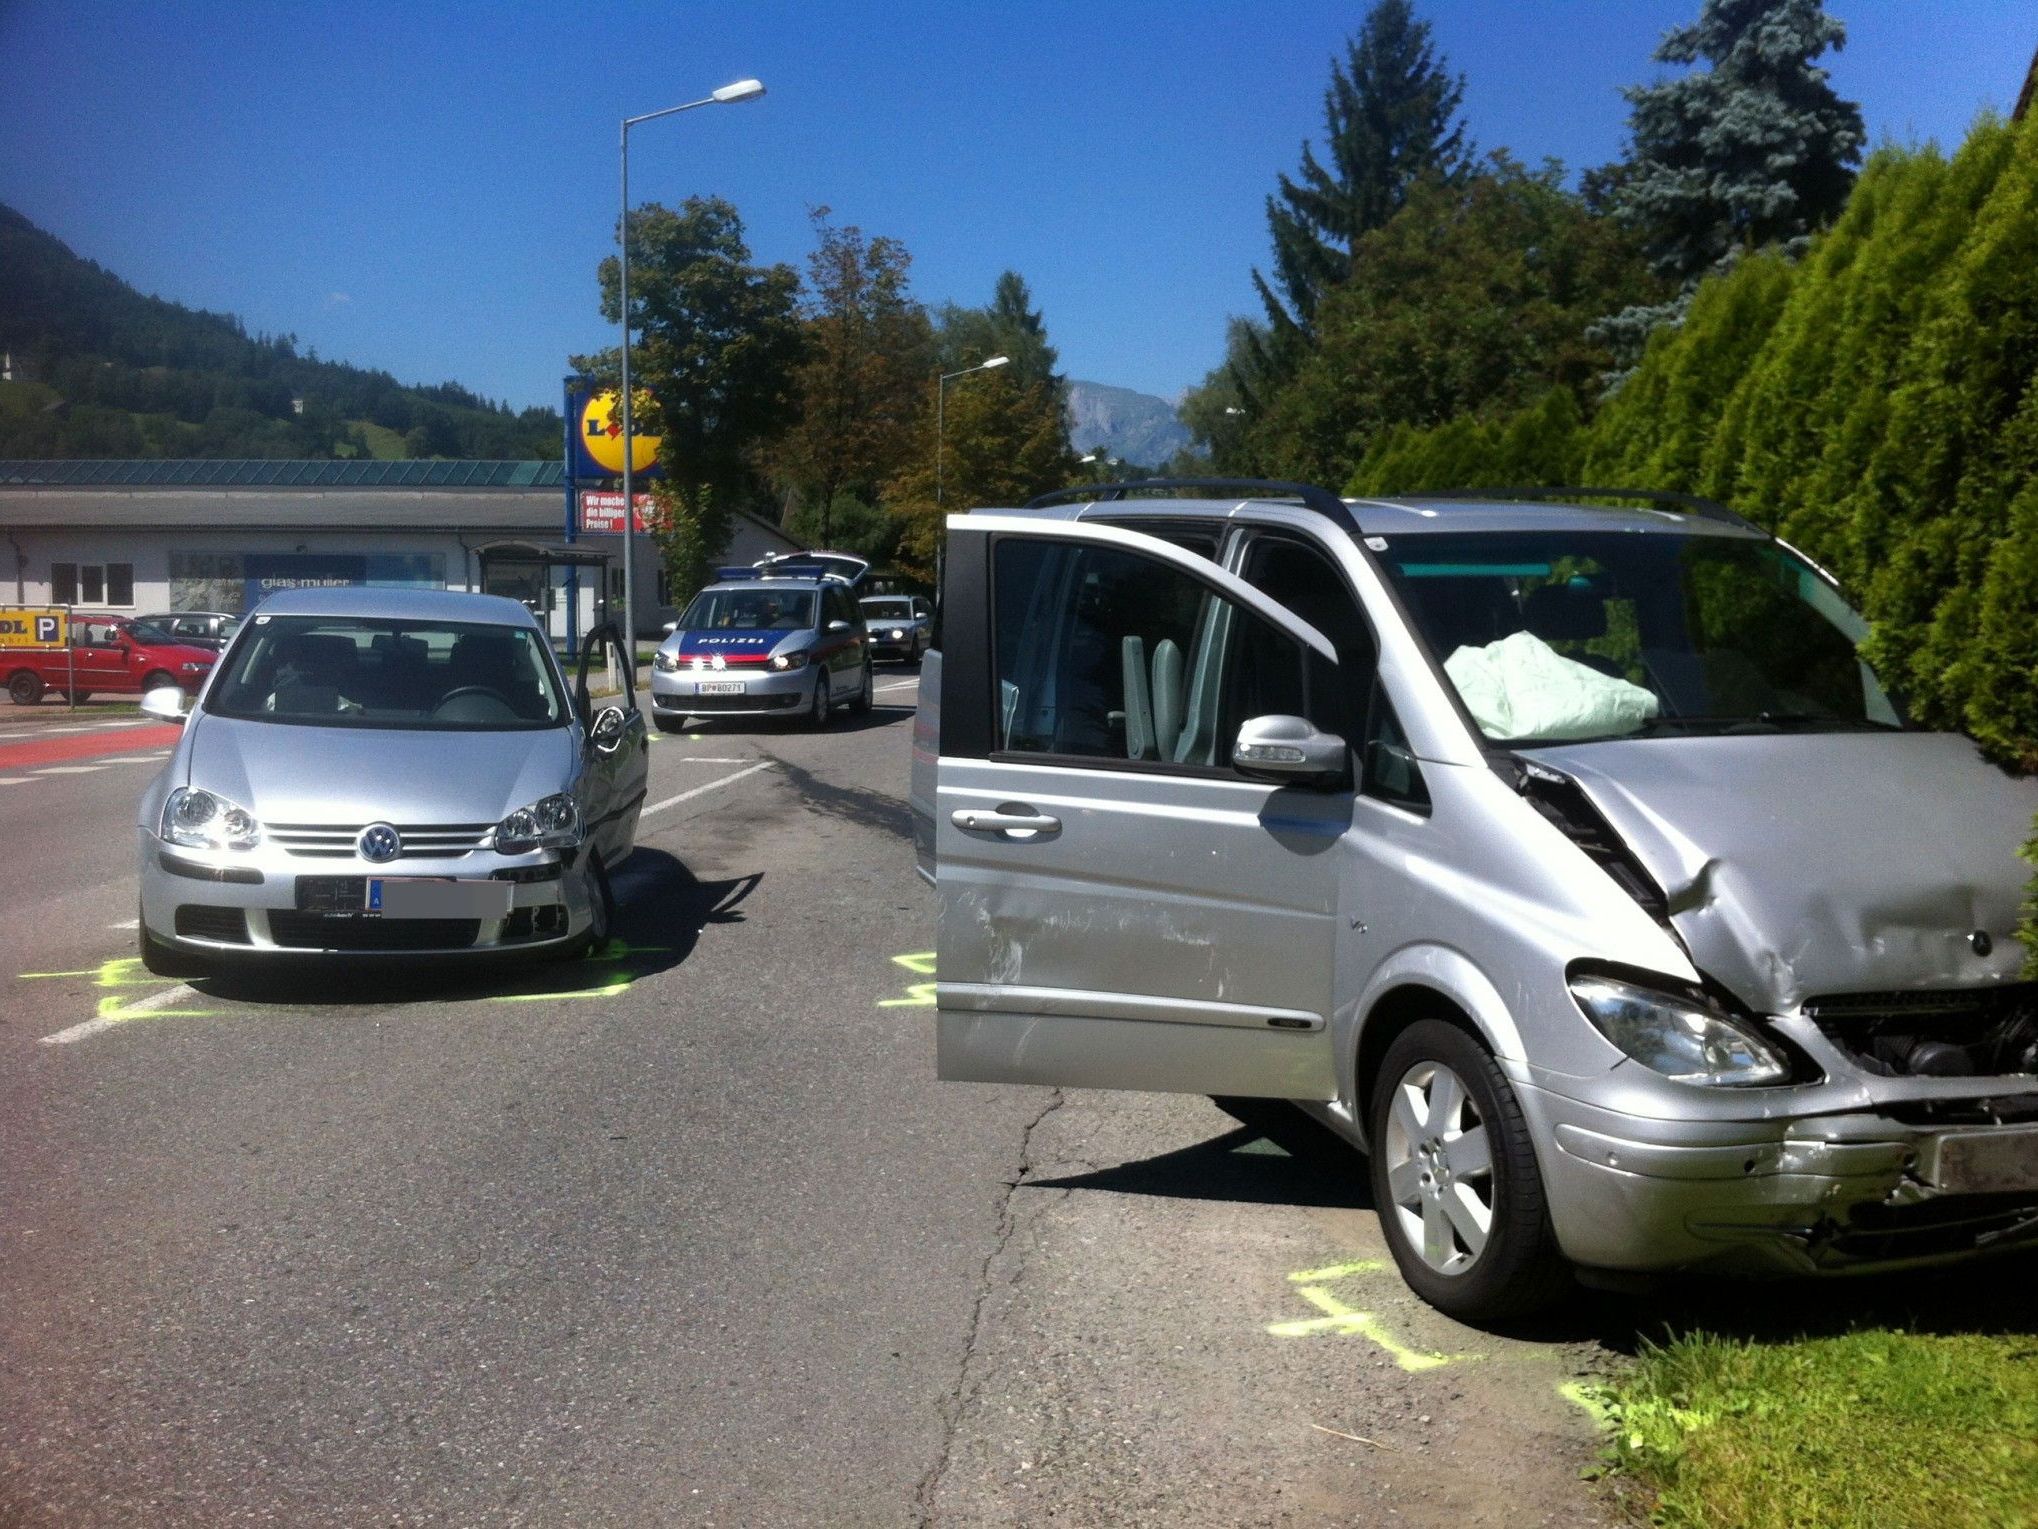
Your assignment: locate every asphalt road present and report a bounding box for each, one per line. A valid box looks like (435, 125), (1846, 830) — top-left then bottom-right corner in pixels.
(0, 675), (1611, 1527)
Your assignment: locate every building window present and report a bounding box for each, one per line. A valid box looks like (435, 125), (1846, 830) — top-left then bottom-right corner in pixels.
(48, 562), (134, 608)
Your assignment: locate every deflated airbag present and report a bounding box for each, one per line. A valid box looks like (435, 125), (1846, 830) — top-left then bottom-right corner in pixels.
(1446, 630), (1660, 741)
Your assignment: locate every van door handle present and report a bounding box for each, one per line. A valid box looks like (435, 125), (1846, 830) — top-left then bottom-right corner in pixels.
(951, 807), (1061, 836)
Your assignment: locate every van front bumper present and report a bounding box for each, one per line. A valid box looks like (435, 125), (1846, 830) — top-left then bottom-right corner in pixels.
(1521, 1079), (2038, 1275)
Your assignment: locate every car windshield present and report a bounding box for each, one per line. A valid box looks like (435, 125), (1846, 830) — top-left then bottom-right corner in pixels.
(207, 615), (567, 730)
(1375, 531), (1904, 745)
(861, 598), (912, 620)
(679, 588), (816, 630)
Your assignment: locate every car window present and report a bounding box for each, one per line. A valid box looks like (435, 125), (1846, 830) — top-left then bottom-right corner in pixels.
(208, 615), (566, 730)
(991, 537), (1312, 771)
(1241, 534), (1375, 744)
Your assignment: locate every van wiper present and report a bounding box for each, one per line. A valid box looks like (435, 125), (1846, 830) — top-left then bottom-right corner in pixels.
(1631, 713), (1904, 736)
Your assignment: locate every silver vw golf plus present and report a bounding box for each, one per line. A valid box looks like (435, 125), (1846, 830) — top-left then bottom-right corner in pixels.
(136, 588), (647, 976)
(917, 479), (2038, 1320)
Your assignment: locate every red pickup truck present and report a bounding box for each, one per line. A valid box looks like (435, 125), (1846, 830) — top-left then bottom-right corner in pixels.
(5, 614), (219, 705)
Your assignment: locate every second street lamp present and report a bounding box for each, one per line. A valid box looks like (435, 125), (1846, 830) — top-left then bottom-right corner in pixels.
(935, 355), (1009, 511)
(613, 76), (765, 659)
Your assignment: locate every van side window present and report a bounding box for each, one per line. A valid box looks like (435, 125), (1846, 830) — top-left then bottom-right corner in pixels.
(1361, 683), (1430, 811)
(1240, 534), (1376, 744)
(992, 538), (1308, 771)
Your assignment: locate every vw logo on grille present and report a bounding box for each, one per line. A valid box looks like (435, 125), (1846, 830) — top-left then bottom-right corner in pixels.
(357, 823), (403, 864)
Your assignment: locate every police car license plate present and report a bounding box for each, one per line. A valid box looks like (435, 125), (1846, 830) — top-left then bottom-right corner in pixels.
(366, 878), (514, 918)
(699, 680), (746, 695)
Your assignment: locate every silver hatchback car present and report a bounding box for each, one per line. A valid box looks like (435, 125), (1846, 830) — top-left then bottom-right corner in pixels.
(916, 479), (2038, 1320)
(136, 588), (648, 976)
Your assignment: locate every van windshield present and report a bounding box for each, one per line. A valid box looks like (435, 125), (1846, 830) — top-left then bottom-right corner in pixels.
(208, 615), (567, 730)
(679, 589), (816, 630)
(1375, 531), (1904, 745)
(860, 598), (912, 620)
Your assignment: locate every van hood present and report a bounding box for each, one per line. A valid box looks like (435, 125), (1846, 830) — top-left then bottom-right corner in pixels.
(185, 714), (576, 825)
(1525, 732), (2038, 1014)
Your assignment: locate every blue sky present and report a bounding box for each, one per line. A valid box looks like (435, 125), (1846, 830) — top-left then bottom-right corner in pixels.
(1, 1), (2031, 411)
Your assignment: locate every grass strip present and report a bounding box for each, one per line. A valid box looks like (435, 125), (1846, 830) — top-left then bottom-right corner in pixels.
(1604, 1328), (2038, 1527)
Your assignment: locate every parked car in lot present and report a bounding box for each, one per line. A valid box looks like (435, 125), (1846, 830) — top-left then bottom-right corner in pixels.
(135, 610), (241, 650)
(5, 614), (217, 705)
(916, 477), (2038, 1321)
(858, 594), (932, 662)
(650, 562), (872, 730)
(136, 588), (647, 976)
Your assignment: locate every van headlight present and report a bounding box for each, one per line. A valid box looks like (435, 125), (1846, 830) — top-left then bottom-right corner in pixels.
(495, 792), (581, 853)
(770, 650), (809, 671)
(162, 787), (262, 850)
(1569, 975), (1790, 1086)
(652, 649), (680, 673)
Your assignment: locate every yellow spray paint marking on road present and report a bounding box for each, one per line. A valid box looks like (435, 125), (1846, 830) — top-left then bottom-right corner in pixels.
(878, 951), (938, 1007)
(484, 938), (672, 1004)
(1558, 1379), (1616, 1428)
(1268, 1258), (1472, 1373)
(19, 955), (220, 1027)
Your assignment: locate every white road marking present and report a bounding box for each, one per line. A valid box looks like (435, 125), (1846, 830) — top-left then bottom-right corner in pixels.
(640, 760), (774, 818)
(95, 753), (163, 765)
(32, 765), (108, 775)
(109, 918), (140, 930)
(674, 756), (753, 764)
(875, 680), (920, 692)
(40, 983), (199, 1046)
(0, 777), (29, 786)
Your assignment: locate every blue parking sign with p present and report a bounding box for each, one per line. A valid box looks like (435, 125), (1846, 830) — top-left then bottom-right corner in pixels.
(35, 615), (59, 644)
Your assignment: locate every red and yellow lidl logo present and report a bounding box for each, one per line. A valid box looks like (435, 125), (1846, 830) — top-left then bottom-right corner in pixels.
(580, 390), (660, 475)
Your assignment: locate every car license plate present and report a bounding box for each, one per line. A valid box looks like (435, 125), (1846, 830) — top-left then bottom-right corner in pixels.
(1924, 1126), (2038, 1193)
(698, 680), (746, 695)
(366, 878), (514, 919)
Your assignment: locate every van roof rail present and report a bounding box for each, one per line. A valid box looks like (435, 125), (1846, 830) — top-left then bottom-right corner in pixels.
(1025, 476), (1355, 530)
(1394, 486), (1759, 532)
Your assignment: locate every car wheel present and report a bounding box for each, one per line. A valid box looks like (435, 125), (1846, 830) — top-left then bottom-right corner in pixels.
(7, 670), (44, 706)
(1367, 1018), (1569, 1323)
(138, 912), (210, 980)
(850, 661), (873, 714)
(142, 669), (175, 695)
(809, 669), (831, 728)
(567, 853), (614, 961)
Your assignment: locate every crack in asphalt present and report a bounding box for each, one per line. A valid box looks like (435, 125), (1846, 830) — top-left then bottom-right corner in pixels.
(914, 1087), (1068, 1526)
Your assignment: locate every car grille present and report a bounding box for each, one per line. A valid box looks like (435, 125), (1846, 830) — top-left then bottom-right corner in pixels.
(175, 905), (249, 944)
(267, 912), (481, 951)
(266, 822), (495, 859)
(663, 692), (803, 713)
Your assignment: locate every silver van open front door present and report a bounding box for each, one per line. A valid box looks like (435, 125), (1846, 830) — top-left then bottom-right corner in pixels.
(934, 515), (1347, 1101)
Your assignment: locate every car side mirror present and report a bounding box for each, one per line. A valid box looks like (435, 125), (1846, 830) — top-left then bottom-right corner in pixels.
(827, 619), (851, 633)
(141, 685), (188, 723)
(588, 703), (628, 754)
(1232, 714), (1347, 787)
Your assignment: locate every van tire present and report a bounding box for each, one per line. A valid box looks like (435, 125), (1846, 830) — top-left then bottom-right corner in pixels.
(808, 669), (831, 728)
(1366, 1018), (1569, 1324)
(8, 670), (44, 705)
(849, 660), (872, 714)
(565, 852), (614, 961)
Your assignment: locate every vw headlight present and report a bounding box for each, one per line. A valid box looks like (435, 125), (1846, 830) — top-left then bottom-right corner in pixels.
(161, 787), (261, 851)
(889, 628), (906, 640)
(652, 649), (680, 673)
(770, 650), (809, 672)
(495, 792), (581, 854)
(1569, 975), (1790, 1086)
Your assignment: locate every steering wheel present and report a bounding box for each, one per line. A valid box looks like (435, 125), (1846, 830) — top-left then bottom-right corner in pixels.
(432, 685), (510, 715)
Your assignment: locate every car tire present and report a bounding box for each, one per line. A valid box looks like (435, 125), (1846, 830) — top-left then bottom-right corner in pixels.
(849, 660), (873, 714)
(142, 669), (175, 695)
(7, 670), (44, 706)
(1366, 1017), (1569, 1324)
(809, 669), (831, 728)
(138, 913), (210, 981)
(565, 853), (614, 961)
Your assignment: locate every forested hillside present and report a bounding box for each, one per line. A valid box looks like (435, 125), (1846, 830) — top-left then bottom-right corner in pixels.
(0, 203), (560, 460)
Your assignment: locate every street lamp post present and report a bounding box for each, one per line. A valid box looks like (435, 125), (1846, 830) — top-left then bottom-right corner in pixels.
(614, 77), (765, 660)
(935, 355), (1009, 511)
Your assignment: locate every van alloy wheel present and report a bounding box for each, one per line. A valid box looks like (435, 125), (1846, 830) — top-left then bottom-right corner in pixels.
(810, 669), (831, 727)
(1382, 1059), (1494, 1276)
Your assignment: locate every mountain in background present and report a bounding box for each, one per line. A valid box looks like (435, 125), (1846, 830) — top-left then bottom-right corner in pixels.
(1066, 379), (1192, 471)
(0, 203), (560, 461)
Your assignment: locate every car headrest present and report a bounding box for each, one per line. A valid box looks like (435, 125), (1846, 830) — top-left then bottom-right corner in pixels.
(1523, 583), (1608, 641)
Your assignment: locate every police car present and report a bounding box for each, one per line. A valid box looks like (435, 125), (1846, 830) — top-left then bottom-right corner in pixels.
(649, 556), (873, 731)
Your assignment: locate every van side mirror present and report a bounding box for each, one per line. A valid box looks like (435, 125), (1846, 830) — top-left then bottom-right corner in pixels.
(141, 685), (188, 722)
(1232, 714), (1347, 787)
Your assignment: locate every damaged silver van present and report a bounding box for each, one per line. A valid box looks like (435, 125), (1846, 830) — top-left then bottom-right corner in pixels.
(913, 480), (2038, 1321)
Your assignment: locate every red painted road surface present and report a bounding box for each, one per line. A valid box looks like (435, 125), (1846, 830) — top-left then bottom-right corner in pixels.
(0, 724), (183, 771)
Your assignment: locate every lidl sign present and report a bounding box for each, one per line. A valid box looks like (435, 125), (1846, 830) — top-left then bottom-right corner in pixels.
(0, 609), (66, 648)
(579, 391), (660, 476)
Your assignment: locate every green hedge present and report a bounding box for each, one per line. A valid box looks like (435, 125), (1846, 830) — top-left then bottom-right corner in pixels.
(1346, 114), (2038, 958)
